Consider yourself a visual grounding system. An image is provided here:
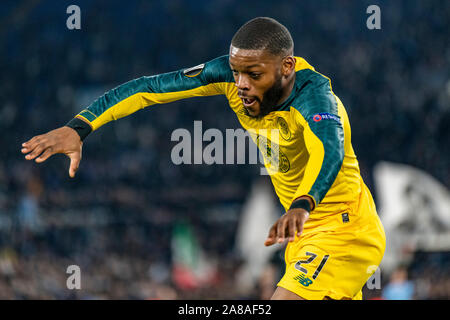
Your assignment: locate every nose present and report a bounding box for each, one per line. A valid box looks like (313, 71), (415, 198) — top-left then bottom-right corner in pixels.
(235, 74), (250, 91)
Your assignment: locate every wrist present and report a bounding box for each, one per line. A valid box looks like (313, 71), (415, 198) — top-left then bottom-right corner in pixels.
(65, 117), (92, 141)
(289, 197), (313, 212)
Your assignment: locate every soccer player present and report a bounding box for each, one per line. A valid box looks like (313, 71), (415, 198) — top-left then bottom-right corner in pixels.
(21, 17), (385, 300)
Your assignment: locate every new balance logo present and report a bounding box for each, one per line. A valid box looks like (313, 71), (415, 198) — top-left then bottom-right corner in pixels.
(293, 274), (313, 287)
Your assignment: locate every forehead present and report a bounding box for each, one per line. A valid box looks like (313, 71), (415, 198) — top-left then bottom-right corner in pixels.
(229, 45), (279, 68)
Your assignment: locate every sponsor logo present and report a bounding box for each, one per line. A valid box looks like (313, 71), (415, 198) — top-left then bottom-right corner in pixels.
(293, 274), (313, 287)
(312, 112), (341, 124)
(342, 212), (350, 223)
(183, 64), (205, 77)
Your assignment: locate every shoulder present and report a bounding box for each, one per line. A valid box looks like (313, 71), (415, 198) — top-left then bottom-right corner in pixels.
(202, 55), (234, 83)
(290, 68), (338, 122)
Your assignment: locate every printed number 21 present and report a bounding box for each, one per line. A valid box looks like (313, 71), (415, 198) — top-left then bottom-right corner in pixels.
(295, 252), (329, 280)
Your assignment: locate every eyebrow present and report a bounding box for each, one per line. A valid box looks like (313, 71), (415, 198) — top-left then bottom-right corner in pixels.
(229, 63), (262, 69)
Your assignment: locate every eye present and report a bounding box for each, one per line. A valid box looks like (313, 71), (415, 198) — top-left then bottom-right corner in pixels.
(249, 72), (261, 79)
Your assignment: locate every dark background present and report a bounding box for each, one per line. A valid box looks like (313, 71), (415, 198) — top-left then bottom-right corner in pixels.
(0, 0), (448, 299)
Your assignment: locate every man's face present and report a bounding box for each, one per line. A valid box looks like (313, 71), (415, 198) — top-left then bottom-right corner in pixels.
(229, 46), (286, 118)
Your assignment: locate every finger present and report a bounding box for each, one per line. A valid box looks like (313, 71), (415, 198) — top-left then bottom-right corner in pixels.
(21, 145), (30, 153)
(296, 217), (304, 237)
(21, 139), (37, 154)
(23, 135), (47, 154)
(264, 237), (276, 246)
(22, 135), (42, 149)
(68, 153), (81, 178)
(24, 143), (46, 160)
(288, 216), (296, 242)
(277, 216), (288, 243)
(264, 223), (278, 246)
(35, 147), (54, 163)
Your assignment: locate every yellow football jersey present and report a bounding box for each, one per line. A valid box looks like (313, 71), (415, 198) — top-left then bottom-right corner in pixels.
(279, 179), (386, 299)
(65, 55), (387, 299)
(68, 55), (365, 229)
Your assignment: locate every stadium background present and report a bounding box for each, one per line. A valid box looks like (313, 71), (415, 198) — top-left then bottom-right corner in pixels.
(0, 0), (449, 299)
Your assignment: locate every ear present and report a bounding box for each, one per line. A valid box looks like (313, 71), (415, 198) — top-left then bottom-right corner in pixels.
(281, 56), (296, 77)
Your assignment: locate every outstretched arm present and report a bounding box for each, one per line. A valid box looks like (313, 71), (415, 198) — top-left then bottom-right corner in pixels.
(21, 55), (232, 177)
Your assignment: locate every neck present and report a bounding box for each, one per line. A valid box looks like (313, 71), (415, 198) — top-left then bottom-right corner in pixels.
(276, 71), (296, 106)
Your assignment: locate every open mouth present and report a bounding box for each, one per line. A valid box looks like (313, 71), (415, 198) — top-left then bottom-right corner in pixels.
(241, 97), (257, 107)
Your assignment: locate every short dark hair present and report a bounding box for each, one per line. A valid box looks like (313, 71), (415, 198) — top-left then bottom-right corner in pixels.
(231, 17), (294, 56)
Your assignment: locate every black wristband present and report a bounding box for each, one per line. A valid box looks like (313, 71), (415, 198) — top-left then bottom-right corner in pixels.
(65, 117), (92, 141)
(289, 198), (311, 212)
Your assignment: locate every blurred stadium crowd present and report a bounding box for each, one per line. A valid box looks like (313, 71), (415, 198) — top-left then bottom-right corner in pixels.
(0, 0), (449, 299)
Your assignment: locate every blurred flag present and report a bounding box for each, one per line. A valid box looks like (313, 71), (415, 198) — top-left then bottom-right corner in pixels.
(171, 220), (216, 290)
(374, 161), (450, 273)
(234, 179), (279, 294)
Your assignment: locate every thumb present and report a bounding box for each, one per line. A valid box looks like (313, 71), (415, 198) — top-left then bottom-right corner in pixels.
(68, 153), (81, 178)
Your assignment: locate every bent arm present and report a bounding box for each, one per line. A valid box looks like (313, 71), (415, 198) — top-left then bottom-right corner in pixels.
(290, 91), (345, 211)
(67, 55), (232, 140)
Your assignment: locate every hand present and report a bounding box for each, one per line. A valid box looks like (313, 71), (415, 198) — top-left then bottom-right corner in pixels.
(21, 126), (83, 178)
(264, 208), (310, 246)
